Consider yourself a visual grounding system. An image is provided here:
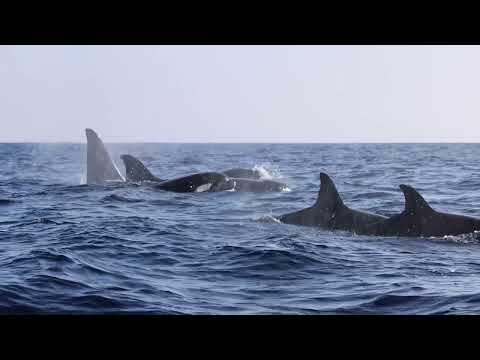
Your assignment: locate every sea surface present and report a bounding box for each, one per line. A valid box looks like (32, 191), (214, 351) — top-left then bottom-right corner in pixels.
(2, 143), (480, 314)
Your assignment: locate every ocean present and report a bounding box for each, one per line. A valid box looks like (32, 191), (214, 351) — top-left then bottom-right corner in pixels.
(1, 143), (480, 314)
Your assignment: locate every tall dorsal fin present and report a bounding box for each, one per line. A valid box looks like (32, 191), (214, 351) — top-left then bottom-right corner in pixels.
(399, 184), (435, 215)
(85, 128), (124, 184)
(314, 173), (344, 210)
(120, 154), (162, 182)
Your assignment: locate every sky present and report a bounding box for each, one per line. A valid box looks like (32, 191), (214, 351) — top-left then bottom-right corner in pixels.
(1, 45), (480, 143)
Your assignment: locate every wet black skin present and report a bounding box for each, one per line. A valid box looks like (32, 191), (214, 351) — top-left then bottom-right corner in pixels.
(278, 173), (386, 233)
(120, 154), (164, 182)
(120, 154), (287, 193)
(154, 172), (235, 193)
(231, 178), (288, 192)
(360, 185), (480, 237)
(121, 154), (233, 192)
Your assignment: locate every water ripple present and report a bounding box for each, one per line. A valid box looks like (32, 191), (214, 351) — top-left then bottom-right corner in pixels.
(2, 143), (480, 314)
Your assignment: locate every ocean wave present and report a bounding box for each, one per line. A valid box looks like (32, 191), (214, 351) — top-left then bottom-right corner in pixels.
(102, 194), (144, 203)
(429, 231), (480, 245)
(253, 164), (281, 180)
(0, 198), (17, 205)
(3, 143), (480, 314)
(255, 215), (282, 224)
(212, 245), (322, 272)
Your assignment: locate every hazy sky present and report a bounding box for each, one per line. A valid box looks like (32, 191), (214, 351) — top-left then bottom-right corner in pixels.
(1, 45), (480, 143)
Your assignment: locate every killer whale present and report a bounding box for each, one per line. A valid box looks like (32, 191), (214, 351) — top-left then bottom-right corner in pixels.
(120, 154), (165, 183)
(279, 173), (480, 238)
(154, 172), (235, 193)
(278, 173), (386, 232)
(121, 154), (233, 192)
(85, 128), (124, 184)
(86, 128), (287, 193)
(120, 154), (289, 192)
(85, 130), (231, 193)
(232, 178), (288, 192)
(360, 184), (480, 237)
(120, 154), (235, 192)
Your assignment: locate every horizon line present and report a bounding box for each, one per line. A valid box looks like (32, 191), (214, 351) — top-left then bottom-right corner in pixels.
(1, 141), (480, 145)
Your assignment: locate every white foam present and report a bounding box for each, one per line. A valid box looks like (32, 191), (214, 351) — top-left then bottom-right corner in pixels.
(430, 230), (480, 245)
(256, 215), (282, 224)
(253, 164), (281, 180)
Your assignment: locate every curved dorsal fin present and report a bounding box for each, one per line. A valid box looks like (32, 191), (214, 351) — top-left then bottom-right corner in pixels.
(120, 154), (162, 182)
(399, 184), (435, 215)
(85, 128), (124, 184)
(315, 173), (344, 210)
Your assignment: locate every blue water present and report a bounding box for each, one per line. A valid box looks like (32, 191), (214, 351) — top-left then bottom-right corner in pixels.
(2, 143), (480, 314)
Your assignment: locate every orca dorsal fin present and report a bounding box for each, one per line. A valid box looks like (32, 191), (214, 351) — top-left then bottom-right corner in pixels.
(85, 128), (124, 184)
(315, 173), (344, 211)
(120, 154), (162, 182)
(399, 184), (435, 215)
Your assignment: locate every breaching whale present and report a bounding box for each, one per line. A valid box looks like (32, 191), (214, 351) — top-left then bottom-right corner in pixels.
(278, 173), (386, 233)
(85, 128), (124, 184)
(120, 154), (289, 192)
(359, 184), (480, 237)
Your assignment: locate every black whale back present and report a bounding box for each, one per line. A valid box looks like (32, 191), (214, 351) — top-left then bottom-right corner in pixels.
(362, 184), (480, 237)
(279, 172), (386, 232)
(155, 172), (234, 193)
